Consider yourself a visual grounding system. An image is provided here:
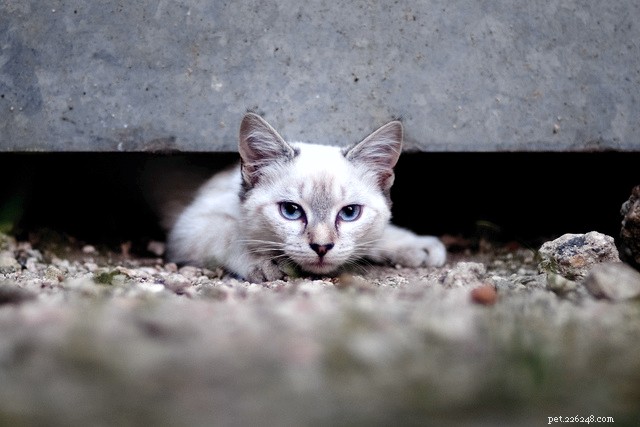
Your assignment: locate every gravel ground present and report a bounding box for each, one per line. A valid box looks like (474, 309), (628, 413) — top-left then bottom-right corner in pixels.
(1, 231), (640, 427)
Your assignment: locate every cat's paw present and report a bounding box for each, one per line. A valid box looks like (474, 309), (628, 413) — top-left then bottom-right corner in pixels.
(389, 235), (447, 268)
(245, 259), (285, 283)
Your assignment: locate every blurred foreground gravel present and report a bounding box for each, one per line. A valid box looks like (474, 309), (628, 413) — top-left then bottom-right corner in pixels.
(1, 232), (639, 427)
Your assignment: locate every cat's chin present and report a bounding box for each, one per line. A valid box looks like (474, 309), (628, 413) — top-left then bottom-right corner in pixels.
(298, 260), (341, 276)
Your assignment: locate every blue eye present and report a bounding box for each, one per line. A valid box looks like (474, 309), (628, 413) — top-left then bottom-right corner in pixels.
(338, 204), (362, 222)
(279, 202), (304, 220)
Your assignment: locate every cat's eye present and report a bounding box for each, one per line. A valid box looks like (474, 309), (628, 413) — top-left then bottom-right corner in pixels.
(279, 202), (304, 220)
(337, 204), (362, 222)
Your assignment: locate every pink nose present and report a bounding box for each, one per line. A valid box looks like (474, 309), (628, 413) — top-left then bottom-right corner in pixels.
(310, 243), (334, 257)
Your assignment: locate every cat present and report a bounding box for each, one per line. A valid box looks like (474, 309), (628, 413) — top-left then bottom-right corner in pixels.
(165, 113), (446, 282)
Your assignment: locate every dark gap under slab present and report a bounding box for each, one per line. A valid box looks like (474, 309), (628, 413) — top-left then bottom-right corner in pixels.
(0, 152), (637, 256)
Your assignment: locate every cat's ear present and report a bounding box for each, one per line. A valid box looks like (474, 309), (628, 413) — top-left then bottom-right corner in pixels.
(345, 120), (403, 191)
(238, 113), (296, 186)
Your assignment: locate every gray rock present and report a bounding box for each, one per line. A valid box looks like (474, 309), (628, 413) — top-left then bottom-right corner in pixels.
(538, 231), (620, 281)
(620, 185), (640, 267)
(439, 262), (486, 288)
(0, 233), (16, 251)
(0, 251), (21, 274)
(545, 272), (579, 295)
(583, 262), (640, 301)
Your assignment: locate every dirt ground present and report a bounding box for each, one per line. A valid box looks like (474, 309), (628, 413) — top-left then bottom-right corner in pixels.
(1, 231), (639, 427)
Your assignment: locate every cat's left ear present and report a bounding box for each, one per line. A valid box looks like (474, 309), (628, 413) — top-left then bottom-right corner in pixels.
(345, 120), (403, 191)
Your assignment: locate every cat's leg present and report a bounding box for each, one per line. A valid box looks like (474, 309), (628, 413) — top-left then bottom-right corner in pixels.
(168, 213), (285, 282)
(241, 259), (285, 283)
(372, 224), (447, 267)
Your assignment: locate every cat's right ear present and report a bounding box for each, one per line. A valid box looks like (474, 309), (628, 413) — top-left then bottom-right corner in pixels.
(238, 113), (296, 186)
(345, 120), (403, 192)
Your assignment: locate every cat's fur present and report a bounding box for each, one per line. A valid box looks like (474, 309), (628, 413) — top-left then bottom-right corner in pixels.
(166, 113), (446, 282)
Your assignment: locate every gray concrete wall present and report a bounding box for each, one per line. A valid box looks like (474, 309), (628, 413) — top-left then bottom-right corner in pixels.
(1, 1), (639, 152)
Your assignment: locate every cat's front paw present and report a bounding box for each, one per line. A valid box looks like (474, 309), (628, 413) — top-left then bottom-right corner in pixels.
(390, 235), (447, 268)
(245, 259), (285, 283)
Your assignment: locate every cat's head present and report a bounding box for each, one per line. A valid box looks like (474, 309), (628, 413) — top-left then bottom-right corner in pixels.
(238, 113), (402, 275)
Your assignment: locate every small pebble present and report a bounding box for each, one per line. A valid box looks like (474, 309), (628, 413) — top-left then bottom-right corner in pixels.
(147, 240), (166, 256)
(137, 283), (166, 293)
(470, 284), (498, 305)
(0, 252), (21, 274)
(164, 262), (178, 273)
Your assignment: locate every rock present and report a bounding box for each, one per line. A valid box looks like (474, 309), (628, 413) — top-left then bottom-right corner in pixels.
(545, 272), (579, 295)
(439, 262), (486, 288)
(537, 231), (620, 280)
(0, 251), (21, 274)
(470, 284), (498, 305)
(620, 185), (640, 268)
(137, 282), (166, 294)
(44, 265), (65, 282)
(146, 240), (166, 257)
(583, 262), (640, 301)
(82, 245), (97, 254)
(0, 233), (16, 251)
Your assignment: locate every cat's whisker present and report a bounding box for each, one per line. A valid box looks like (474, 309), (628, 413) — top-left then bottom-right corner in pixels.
(238, 241), (287, 252)
(350, 246), (378, 256)
(341, 259), (372, 275)
(278, 258), (297, 270)
(237, 239), (285, 248)
(240, 248), (295, 268)
(352, 238), (384, 251)
(245, 247), (285, 254)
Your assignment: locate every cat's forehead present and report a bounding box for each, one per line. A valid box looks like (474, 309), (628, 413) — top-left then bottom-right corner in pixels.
(290, 142), (348, 169)
(284, 143), (366, 202)
(290, 141), (344, 152)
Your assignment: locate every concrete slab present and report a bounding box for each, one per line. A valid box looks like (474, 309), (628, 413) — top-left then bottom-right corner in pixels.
(1, 1), (639, 151)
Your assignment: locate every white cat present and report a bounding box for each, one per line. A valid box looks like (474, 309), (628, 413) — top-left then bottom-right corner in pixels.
(166, 113), (446, 282)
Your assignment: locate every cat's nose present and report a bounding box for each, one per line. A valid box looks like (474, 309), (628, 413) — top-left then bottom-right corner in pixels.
(310, 243), (334, 257)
